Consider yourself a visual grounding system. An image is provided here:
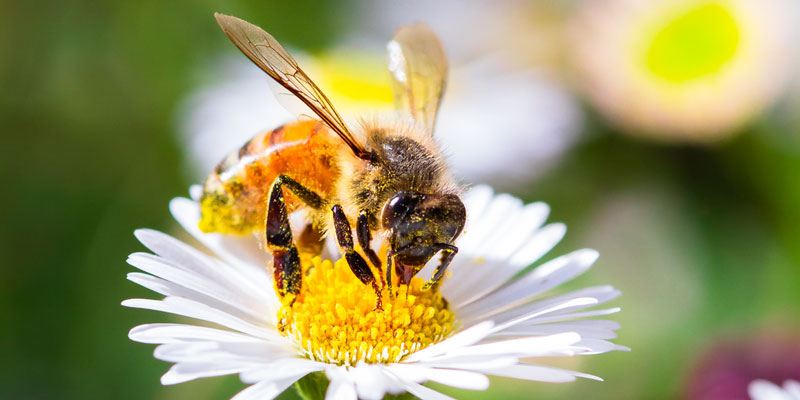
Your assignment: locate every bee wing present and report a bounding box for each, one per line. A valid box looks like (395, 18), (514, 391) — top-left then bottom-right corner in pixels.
(387, 23), (448, 136)
(214, 13), (370, 159)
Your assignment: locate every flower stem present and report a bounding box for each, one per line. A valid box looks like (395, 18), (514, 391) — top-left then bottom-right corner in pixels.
(294, 372), (329, 400)
(383, 391), (416, 400)
(293, 371), (415, 399)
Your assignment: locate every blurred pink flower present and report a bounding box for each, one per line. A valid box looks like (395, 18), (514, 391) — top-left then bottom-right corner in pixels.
(685, 331), (800, 400)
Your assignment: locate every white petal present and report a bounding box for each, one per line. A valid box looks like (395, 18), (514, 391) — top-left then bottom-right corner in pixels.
(490, 323), (618, 340)
(189, 184), (203, 201)
(325, 375), (358, 400)
(386, 364), (490, 390)
(482, 364), (601, 383)
(323, 366), (358, 400)
(153, 341), (291, 364)
(162, 361), (260, 385)
(129, 323), (263, 344)
(133, 227), (275, 307)
(493, 319), (621, 340)
(231, 373), (309, 400)
(457, 249), (599, 319)
(461, 185), (495, 221)
(134, 228), (212, 271)
(444, 222), (566, 308)
(394, 380), (455, 400)
(414, 356), (518, 371)
(432, 332), (583, 359)
(169, 197), (272, 278)
(381, 367), (457, 400)
(474, 290), (618, 332)
(404, 321), (494, 362)
(505, 222), (566, 269)
(491, 297), (600, 332)
(575, 339), (630, 354)
(126, 271), (273, 326)
(349, 364), (406, 400)
(527, 307), (622, 324)
(530, 319), (621, 330)
(122, 297), (276, 340)
(473, 201), (551, 259)
(240, 358), (326, 384)
(456, 193), (522, 251)
(127, 249), (253, 302)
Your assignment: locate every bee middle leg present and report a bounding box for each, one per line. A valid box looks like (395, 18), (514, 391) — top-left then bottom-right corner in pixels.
(332, 205), (383, 310)
(266, 175), (326, 300)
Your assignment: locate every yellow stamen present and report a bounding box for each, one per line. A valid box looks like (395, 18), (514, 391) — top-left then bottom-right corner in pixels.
(277, 256), (456, 366)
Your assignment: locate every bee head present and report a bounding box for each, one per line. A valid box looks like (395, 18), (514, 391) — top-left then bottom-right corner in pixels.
(381, 191), (466, 278)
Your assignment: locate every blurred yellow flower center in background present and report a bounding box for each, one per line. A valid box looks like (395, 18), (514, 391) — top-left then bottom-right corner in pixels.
(316, 51), (394, 110)
(277, 256), (455, 366)
(644, 3), (740, 83)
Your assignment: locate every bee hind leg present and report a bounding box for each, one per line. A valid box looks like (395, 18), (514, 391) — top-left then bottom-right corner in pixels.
(266, 175), (327, 302)
(332, 205), (383, 310)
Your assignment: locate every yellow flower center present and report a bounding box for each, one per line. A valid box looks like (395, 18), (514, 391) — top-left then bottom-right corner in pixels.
(644, 3), (740, 83)
(277, 256), (456, 366)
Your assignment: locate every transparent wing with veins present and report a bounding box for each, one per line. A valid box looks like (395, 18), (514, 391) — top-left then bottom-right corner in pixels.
(214, 13), (370, 159)
(387, 23), (448, 136)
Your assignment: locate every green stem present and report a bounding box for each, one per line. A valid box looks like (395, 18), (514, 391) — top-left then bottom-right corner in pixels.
(294, 372), (329, 400)
(293, 371), (416, 400)
(383, 391), (417, 400)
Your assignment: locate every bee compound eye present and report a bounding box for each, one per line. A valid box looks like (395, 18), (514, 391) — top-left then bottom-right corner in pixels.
(381, 191), (422, 229)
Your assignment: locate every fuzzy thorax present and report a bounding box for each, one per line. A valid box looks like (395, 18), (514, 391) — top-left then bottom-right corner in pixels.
(335, 116), (461, 221)
(277, 256), (456, 366)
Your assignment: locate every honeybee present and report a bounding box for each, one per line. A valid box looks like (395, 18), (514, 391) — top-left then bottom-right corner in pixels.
(200, 14), (466, 309)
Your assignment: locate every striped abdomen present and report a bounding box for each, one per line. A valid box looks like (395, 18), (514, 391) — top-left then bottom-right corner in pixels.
(199, 120), (343, 235)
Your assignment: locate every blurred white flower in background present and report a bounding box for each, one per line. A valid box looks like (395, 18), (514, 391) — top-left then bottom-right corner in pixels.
(178, 3), (582, 189)
(435, 59), (579, 186)
(358, 0), (571, 72)
(570, 0), (798, 141)
(749, 380), (800, 400)
(178, 58), (294, 178)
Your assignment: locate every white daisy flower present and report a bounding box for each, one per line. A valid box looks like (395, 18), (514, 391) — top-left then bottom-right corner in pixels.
(570, 0), (798, 141)
(749, 380), (800, 400)
(124, 185), (625, 399)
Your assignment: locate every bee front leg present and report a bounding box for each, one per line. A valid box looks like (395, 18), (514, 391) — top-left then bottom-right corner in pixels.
(266, 178), (303, 300)
(357, 210), (382, 271)
(332, 205), (383, 310)
(385, 250), (396, 299)
(421, 244), (458, 292)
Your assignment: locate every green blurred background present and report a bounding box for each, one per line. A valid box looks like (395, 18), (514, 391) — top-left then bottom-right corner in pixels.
(2, 0), (799, 399)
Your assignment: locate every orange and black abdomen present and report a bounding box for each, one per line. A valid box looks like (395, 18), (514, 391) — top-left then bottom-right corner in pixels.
(199, 120), (342, 235)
